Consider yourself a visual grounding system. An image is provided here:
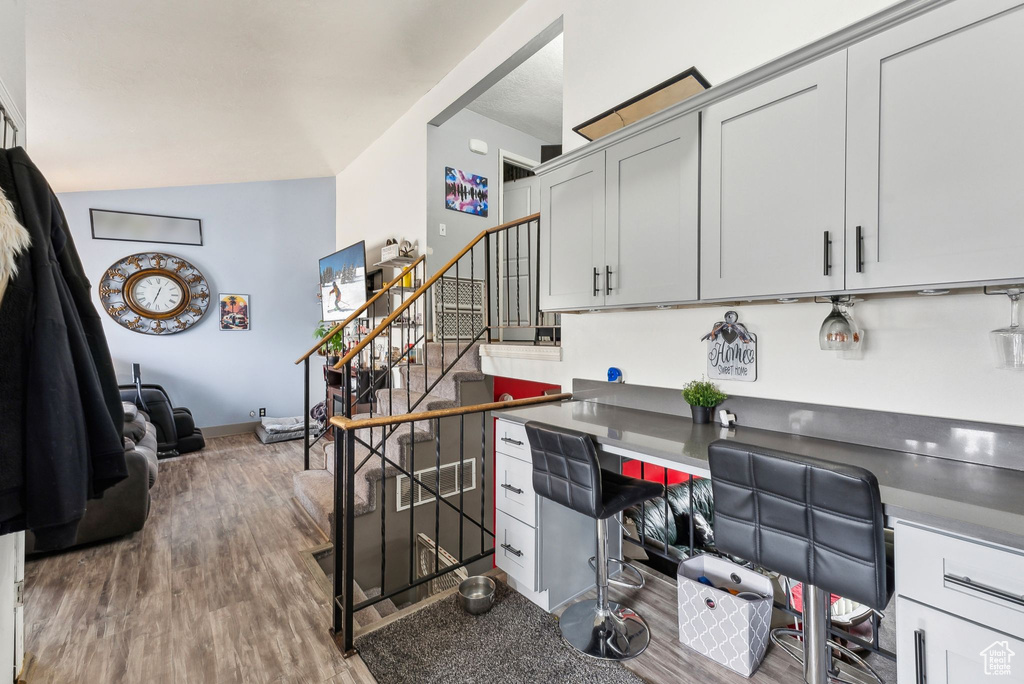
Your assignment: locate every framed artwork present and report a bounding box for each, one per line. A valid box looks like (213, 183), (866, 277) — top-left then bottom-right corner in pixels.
(445, 167), (488, 217)
(219, 293), (250, 331)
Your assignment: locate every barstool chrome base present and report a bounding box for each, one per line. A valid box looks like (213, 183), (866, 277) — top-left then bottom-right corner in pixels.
(771, 628), (884, 684)
(559, 599), (651, 661)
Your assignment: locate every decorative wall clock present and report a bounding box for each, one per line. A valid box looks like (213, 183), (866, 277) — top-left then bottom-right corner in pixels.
(98, 252), (210, 335)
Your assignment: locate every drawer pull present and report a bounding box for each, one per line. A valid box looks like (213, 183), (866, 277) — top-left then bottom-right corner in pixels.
(500, 483), (524, 495)
(914, 629), (926, 684)
(855, 225), (864, 273)
(501, 437), (524, 446)
(944, 573), (1024, 608)
(501, 543), (523, 558)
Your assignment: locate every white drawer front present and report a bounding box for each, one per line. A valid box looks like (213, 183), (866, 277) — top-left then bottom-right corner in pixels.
(496, 451), (537, 528)
(496, 510), (538, 591)
(495, 419), (530, 462)
(896, 523), (1024, 638)
(897, 597), (1024, 684)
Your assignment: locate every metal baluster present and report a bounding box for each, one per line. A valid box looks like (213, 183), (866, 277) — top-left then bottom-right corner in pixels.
(434, 417), (441, 576)
(408, 420), (415, 586)
(456, 259), (460, 362)
(459, 414), (465, 563)
(380, 392), (387, 595)
(480, 413), (486, 553)
(484, 234), (493, 343)
(505, 228), (510, 330)
(527, 221), (533, 328)
(470, 245), (476, 341)
(639, 461), (646, 547)
(515, 222), (521, 327)
(303, 357), (310, 470)
(664, 467), (670, 554)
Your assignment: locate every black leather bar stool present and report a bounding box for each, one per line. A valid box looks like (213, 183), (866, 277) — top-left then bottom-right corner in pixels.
(708, 441), (893, 684)
(525, 421), (663, 661)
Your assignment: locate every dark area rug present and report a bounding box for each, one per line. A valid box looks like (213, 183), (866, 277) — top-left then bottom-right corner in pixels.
(355, 580), (646, 684)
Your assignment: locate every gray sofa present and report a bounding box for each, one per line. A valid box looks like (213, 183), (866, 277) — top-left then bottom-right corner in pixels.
(26, 402), (158, 553)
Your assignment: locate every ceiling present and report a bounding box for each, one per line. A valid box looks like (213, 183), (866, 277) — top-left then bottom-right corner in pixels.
(466, 33), (562, 144)
(26, 0), (527, 192)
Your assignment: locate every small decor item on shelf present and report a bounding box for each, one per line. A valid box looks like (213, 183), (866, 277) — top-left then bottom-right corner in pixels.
(218, 293), (249, 331)
(702, 310), (757, 382)
(381, 239), (400, 263)
(991, 288), (1024, 370)
(681, 378), (728, 424)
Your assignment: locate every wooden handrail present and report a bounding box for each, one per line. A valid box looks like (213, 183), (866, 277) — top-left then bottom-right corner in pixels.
(294, 254), (425, 364)
(333, 213), (540, 369)
(330, 391), (570, 431)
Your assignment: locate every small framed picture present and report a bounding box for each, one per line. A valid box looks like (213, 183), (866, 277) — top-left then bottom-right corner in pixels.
(219, 293), (250, 331)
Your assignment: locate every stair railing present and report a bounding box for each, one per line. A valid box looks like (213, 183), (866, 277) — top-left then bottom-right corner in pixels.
(295, 255), (425, 470)
(328, 213), (542, 483)
(329, 392), (571, 655)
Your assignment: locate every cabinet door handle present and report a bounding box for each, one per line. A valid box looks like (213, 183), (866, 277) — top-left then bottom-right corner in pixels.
(500, 483), (524, 495)
(500, 437), (523, 446)
(944, 573), (1024, 608)
(501, 543), (523, 557)
(606, 265), (613, 294)
(855, 225), (864, 273)
(823, 230), (831, 276)
(593, 267), (600, 296)
(914, 629), (926, 684)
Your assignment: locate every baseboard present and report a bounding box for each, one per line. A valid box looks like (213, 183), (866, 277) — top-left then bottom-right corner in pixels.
(202, 421), (260, 437)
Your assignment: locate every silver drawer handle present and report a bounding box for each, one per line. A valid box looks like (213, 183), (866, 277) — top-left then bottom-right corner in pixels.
(944, 573), (1024, 608)
(501, 543), (523, 557)
(500, 483), (524, 495)
(501, 437), (524, 446)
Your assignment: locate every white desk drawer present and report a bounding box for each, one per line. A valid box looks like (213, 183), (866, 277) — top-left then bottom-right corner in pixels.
(495, 419), (530, 462)
(496, 451), (537, 528)
(896, 522), (1024, 638)
(897, 597), (1024, 684)
(496, 510), (538, 591)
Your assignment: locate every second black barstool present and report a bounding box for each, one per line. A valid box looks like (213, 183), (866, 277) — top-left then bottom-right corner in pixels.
(525, 421), (663, 660)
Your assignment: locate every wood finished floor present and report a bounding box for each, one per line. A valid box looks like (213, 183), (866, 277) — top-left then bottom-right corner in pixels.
(24, 434), (376, 684)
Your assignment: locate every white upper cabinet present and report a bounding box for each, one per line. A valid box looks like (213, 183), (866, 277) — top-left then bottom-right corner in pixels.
(846, 0), (1024, 290)
(701, 51), (848, 300)
(605, 113), (699, 307)
(539, 153), (606, 311)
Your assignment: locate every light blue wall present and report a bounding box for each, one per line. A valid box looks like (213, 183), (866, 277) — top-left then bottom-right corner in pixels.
(59, 177), (336, 429)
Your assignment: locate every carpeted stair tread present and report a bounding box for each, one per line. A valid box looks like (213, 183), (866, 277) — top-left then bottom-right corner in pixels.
(376, 389), (457, 418)
(423, 341), (483, 373)
(293, 468), (371, 537)
(401, 365), (485, 401)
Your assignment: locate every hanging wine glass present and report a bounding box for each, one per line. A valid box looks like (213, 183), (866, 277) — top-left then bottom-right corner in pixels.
(991, 289), (1024, 370)
(819, 297), (856, 350)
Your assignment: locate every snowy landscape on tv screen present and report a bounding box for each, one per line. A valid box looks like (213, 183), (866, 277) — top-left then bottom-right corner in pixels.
(319, 242), (367, 322)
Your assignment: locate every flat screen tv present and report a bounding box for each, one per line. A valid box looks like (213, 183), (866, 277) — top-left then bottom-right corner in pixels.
(319, 241), (367, 322)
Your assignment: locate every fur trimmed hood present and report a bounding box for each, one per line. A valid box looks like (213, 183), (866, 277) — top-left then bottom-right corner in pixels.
(0, 183), (30, 303)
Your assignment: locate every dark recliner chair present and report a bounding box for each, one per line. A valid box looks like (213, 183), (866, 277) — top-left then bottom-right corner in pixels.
(119, 364), (204, 457)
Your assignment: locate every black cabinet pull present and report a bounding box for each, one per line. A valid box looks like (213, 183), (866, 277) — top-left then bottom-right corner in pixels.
(500, 437), (523, 446)
(914, 629), (926, 684)
(606, 265), (613, 294)
(855, 225), (864, 273)
(823, 230), (831, 276)
(500, 483), (524, 495)
(593, 267), (599, 296)
(501, 543), (523, 557)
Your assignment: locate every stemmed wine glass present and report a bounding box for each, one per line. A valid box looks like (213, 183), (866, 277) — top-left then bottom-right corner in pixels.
(991, 289), (1024, 370)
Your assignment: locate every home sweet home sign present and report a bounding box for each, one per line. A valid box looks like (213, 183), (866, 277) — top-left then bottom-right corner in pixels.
(701, 311), (757, 382)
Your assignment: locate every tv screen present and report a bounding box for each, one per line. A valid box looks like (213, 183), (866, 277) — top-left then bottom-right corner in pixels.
(319, 241), (367, 322)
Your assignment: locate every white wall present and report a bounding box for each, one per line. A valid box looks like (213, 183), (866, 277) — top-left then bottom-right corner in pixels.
(427, 109), (545, 272)
(0, 0), (26, 130)
(337, 0), (1024, 427)
(59, 177), (336, 429)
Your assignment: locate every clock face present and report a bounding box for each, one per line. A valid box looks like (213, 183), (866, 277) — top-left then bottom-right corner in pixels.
(131, 274), (185, 315)
(98, 253), (210, 335)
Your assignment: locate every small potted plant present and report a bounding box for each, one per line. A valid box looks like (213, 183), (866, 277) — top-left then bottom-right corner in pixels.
(313, 321), (345, 366)
(681, 378), (728, 425)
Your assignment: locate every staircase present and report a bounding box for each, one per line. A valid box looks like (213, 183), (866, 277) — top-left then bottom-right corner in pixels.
(293, 341), (488, 536)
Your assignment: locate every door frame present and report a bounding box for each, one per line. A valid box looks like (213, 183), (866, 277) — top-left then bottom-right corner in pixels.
(497, 149), (540, 224)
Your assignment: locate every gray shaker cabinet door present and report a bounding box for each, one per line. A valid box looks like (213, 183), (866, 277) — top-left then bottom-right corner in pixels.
(701, 51), (848, 300)
(540, 153), (605, 311)
(605, 113), (699, 307)
(846, 0), (1024, 290)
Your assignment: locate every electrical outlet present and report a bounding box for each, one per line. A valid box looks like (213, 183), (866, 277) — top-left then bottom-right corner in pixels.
(259, 408), (266, 417)
(439, 223), (447, 236)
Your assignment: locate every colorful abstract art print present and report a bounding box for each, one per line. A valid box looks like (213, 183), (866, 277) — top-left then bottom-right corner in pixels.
(445, 167), (488, 217)
(219, 293), (250, 331)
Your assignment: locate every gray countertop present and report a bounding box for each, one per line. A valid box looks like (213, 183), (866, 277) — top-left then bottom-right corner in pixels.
(497, 399), (1024, 551)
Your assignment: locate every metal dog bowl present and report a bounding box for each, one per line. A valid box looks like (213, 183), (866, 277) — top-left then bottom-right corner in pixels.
(458, 576), (496, 615)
